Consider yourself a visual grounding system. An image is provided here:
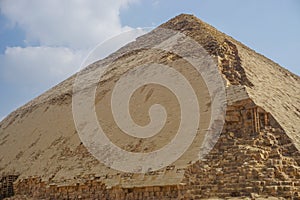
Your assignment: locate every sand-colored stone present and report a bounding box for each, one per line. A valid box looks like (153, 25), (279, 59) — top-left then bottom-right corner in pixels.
(0, 14), (299, 199)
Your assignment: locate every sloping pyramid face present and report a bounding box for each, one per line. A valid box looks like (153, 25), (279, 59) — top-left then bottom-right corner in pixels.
(0, 14), (300, 199)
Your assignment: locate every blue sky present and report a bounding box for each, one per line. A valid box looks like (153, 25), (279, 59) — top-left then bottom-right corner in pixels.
(0, 0), (299, 120)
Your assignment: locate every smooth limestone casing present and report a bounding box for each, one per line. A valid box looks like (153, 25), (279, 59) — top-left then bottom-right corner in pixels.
(0, 14), (299, 199)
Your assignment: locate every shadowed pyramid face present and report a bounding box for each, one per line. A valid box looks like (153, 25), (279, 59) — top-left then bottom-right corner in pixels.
(72, 27), (227, 173)
(1, 14), (299, 200)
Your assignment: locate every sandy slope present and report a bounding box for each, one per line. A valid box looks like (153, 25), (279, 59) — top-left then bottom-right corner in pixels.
(0, 14), (299, 189)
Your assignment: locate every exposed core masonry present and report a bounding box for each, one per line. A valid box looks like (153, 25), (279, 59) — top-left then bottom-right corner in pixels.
(0, 14), (299, 199)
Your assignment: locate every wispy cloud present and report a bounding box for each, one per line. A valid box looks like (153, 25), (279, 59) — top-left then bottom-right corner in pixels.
(0, 0), (140, 117)
(0, 46), (83, 87)
(0, 0), (138, 49)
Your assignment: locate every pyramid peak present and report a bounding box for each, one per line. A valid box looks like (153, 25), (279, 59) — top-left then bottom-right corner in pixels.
(1, 14), (299, 199)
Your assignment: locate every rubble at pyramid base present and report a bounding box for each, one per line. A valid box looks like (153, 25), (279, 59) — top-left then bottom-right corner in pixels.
(1, 14), (299, 200)
(2, 98), (299, 199)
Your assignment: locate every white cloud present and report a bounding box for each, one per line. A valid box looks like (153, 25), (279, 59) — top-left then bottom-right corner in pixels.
(0, 0), (138, 49)
(152, 0), (160, 6)
(0, 0), (141, 117)
(0, 46), (84, 88)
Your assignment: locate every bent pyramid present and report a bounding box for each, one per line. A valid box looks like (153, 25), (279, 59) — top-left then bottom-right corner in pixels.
(1, 14), (300, 199)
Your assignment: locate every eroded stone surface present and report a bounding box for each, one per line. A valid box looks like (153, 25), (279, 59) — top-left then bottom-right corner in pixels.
(1, 14), (299, 199)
